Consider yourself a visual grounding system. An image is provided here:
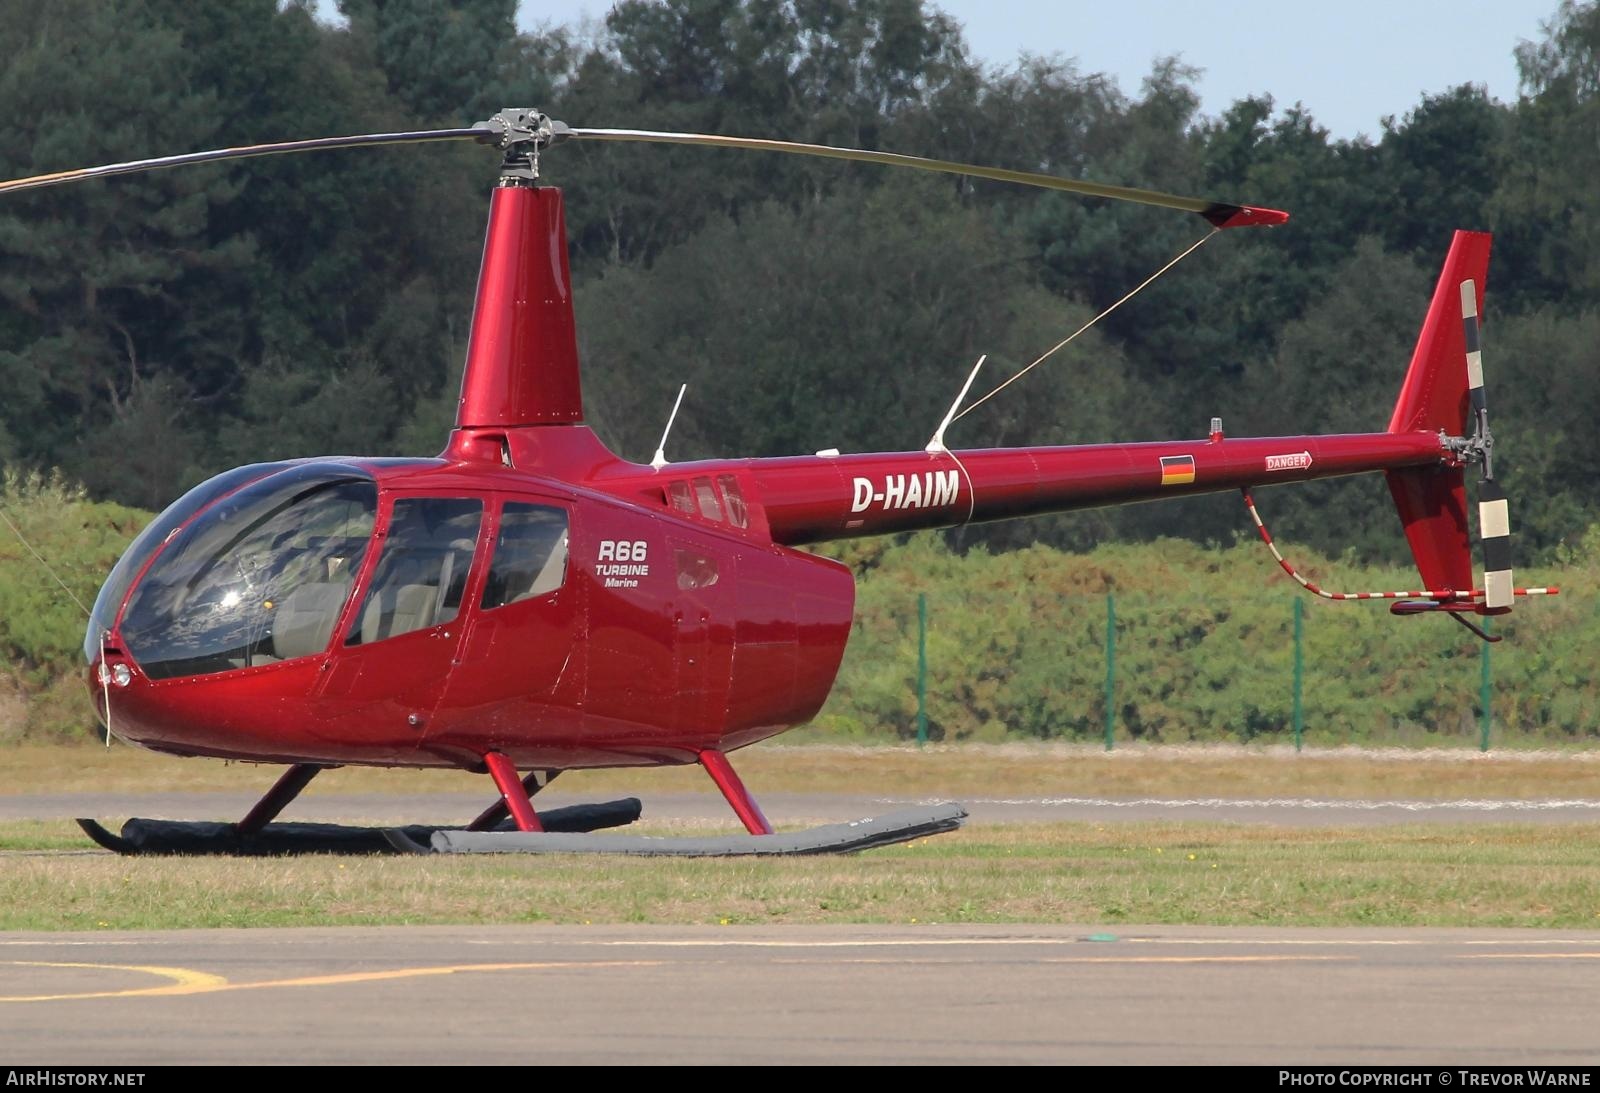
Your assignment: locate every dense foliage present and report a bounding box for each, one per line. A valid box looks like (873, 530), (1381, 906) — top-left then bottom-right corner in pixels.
(0, 1), (1596, 559)
(818, 530), (1593, 746)
(0, 477), (145, 740)
(0, 1), (1597, 740)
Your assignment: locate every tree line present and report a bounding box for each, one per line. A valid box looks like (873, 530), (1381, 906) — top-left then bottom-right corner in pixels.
(1, 0), (1597, 565)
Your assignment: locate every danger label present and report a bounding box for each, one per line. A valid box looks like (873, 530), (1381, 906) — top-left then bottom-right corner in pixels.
(1265, 451), (1314, 472)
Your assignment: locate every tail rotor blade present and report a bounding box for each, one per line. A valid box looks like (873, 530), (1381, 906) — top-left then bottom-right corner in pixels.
(1462, 280), (1488, 442)
(1461, 278), (1513, 612)
(1478, 478), (1514, 611)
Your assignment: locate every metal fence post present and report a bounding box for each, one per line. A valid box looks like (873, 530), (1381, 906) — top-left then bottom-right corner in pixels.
(1480, 618), (1492, 752)
(916, 592), (928, 747)
(1292, 597), (1304, 752)
(1103, 592), (1116, 751)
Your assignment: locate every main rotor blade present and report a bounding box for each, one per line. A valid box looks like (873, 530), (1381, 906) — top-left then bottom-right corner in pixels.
(567, 127), (1289, 229)
(0, 128), (488, 196)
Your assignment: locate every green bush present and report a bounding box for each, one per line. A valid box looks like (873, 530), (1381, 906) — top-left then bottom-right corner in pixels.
(0, 475), (1591, 746)
(0, 472), (148, 740)
(814, 532), (1592, 745)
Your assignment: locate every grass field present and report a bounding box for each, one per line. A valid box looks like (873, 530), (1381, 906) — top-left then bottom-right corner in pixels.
(4, 742), (1599, 932)
(1, 819), (1597, 931)
(4, 740), (1600, 799)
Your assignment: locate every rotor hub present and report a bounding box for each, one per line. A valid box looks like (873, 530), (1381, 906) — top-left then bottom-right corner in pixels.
(1441, 419), (1495, 480)
(475, 109), (571, 184)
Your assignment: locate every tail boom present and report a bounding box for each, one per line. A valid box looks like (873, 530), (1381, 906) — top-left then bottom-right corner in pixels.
(746, 431), (1446, 546)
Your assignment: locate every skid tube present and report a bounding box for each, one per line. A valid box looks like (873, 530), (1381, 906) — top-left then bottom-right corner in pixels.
(384, 803), (969, 856)
(78, 801), (968, 856)
(389, 746), (967, 855)
(77, 799), (643, 856)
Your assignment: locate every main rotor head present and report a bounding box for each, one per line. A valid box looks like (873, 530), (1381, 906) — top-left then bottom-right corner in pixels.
(475, 109), (571, 182)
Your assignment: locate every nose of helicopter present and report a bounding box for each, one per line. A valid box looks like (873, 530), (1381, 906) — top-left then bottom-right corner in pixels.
(84, 635), (336, 759)
(82, 461), (380, 752)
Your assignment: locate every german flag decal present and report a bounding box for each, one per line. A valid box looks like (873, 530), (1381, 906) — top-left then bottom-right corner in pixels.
(1159, 454), (1196, 486)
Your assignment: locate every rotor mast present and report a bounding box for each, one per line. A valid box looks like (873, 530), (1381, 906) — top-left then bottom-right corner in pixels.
(454, 110), (584, 432)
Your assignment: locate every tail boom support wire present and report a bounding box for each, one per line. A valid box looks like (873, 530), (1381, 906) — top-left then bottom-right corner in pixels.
(1241, 489), (1557, 604)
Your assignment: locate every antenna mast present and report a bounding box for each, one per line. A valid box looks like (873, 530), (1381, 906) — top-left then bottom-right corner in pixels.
(651, 384), (688, 469)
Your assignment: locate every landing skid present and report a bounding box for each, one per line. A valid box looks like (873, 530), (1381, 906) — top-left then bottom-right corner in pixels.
(385, 804), (968, 856)
(78, 802), (968, 857)
(75, 749), (967, 857)
(77, 799), (642, 856)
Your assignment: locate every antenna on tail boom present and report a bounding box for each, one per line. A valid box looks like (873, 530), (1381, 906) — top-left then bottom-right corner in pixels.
(926, 356), (987, 454)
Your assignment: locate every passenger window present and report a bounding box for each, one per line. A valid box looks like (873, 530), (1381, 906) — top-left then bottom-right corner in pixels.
(481, 503), (569, 609)
(692, 477), (722, 521)
(717, 474), (748, 529)
(675, 548), (719, 591)
(668, 480), (694, 515)
(347, 497), (482, 645)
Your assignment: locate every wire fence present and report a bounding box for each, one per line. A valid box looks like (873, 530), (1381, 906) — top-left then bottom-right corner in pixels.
(831, 583), (1590, 751)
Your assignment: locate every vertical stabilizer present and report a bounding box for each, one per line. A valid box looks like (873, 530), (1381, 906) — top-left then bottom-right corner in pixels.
(1384, 231), (1492, 598)
(1387, 231), (1491, 436)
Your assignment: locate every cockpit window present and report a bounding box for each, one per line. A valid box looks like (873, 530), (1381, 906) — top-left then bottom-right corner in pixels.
(84, 460), (294, 663)
(346, 497), (482, 646)
(480, 503), (568, 610)
(119, 465), (376, 679)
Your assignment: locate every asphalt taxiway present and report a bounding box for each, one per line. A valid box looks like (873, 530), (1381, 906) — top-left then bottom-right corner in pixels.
(2, 925), (1598, 1064)
(6, 793), (1598, 1064)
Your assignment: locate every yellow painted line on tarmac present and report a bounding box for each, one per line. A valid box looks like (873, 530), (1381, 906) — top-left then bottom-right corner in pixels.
(217, 960), (665, 993)
(577, 935), (1600, 950)
(1466, 952), (1600, 960)
(1041, 955), (1351, 965)
(583, 937), (1085, 949)
(766, 954), (1352, 966)
(585, 937), (1366, 950)
(1144, 937), (1600, 947)
(0, 960), (665, 1003)
(0, 962), (229, 1002)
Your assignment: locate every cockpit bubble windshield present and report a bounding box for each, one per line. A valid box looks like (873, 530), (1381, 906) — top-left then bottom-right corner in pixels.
(83, 461), (295, 663)
(119, 464), (377, 679)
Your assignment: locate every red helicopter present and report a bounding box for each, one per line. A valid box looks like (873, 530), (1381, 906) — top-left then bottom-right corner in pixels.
(1, 109), (1555, 855)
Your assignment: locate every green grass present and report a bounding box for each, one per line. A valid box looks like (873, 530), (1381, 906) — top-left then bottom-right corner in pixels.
(4, 820), (1599, 930)
(5, 743), (1597, 932)
(6, 740), (1600, 799)
(0, 820), (101, 852)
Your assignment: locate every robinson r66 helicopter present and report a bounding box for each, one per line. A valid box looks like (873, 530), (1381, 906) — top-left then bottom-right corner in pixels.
(0, 109), (1555, 855)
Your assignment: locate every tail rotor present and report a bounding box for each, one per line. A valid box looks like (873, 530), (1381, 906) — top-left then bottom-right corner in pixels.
(1254, 235), (1557, 646)
(1460, 279), (1514, 613)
